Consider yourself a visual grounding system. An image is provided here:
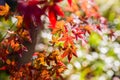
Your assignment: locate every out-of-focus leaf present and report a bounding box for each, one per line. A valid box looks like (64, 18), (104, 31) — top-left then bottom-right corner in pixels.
(93, 60), (104, 75)
(15, 16), (23, 28)
(67, 0), (72, 6)
(0, 3), (9, 16)
(0, 32), (3, 41)
(116, 23), (120, 30)
(88, 32), (101, 47)
(107, 49), (118, 58)
(54, 4), (64, 17)
(0, 71), (9, 80)
(108, 12), (115, 22)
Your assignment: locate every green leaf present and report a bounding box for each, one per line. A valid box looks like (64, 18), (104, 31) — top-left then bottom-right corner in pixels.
(88, 32), (102, 47)
(108, 12), (115, 22)
(0, 32), (3, 41)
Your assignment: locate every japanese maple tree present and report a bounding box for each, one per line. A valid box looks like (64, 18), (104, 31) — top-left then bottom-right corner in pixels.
(0, 0), (113, 80)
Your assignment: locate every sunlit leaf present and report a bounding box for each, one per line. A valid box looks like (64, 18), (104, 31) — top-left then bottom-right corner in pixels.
(59, 33), (74, 48)
(6, 59), (11, 65)
(89, 32), (102, 47)
(0, 3), (9, 16)
(15, 16), (23, 28)
(52, 20), (65, 34)
(61, 45), (77, 61)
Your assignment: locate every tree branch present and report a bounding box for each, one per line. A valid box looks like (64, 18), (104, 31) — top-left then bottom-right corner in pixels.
(18, 25), (40, 65)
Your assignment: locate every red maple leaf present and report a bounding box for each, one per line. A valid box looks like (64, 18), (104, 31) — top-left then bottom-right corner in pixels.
(47, 0), (64, 29)
(61, 45), (77, 62)
(72, 28), (85, 40)
(59, 33), (74, 48)
(67, 0), (72, 6)
(0, 66), (6, 70)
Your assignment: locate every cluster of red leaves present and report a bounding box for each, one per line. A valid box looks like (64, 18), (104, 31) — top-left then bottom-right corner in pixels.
(50, 0), (108, 62)
(17, 0), (71, 29)
(17, 0), (45, 28)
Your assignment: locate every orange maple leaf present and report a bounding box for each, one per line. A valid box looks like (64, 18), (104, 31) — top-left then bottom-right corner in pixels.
(80, 0), (100, 18)
(16, 16), (23, 28)
(65, 3), (79, 13)
(0, 3), (10, 16)
(50, 36), (59, 46)
(10, 40), (20, 52)
(48, 50), (61, 64)
(84, 25), (93, 34)
(61, 45), (77, 62)
(59, 33), (74, 48)
(52, 20), (65, 34)
(18, 29), (31, 42)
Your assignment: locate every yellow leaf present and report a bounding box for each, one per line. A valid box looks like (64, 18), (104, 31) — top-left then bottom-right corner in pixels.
(50, 36), (59, 45)
(6, 59), (11, 65)
(18, 29), (31, 42)
(84, 26), (93, 33)
(52, 20), (65, 34)
(0, 3), (10, 16)
(10, 40), (20, 51)
(57, 67), (65, 73)
(34, 52), (46, 66)
(16, 16), (23, 28)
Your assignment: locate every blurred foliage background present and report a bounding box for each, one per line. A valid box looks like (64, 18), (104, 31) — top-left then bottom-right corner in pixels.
(0, 0), (120, 80)
(60, 0), (120, 80)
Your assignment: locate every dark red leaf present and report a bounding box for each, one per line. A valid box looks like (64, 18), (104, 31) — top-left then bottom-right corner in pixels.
(17, 1), (46, 28)
(0, 66), (6, 70)
(39, 1), (47, 4)
(54, 0), (63, 3)
(72, 28), (84, 40)
(28, 0), (40, 6)
(57, 61), (66, 67)
(68, 53), (72, 62)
